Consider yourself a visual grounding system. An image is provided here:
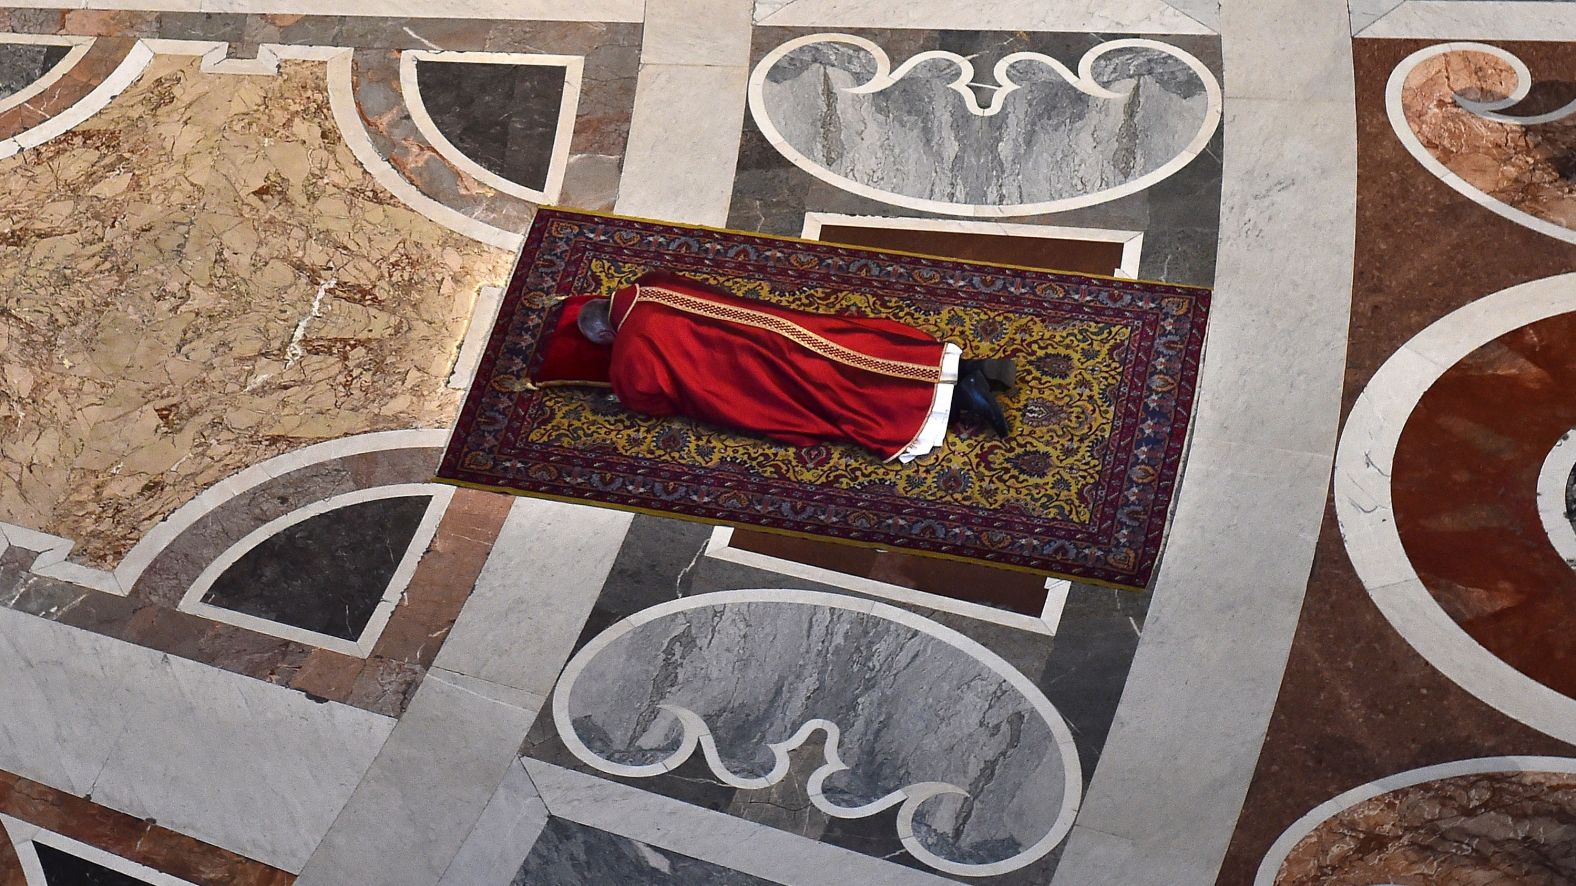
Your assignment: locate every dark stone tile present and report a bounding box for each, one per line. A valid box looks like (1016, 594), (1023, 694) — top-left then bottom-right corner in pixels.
(154, 12), (246, 43)
(513, 816), (776, 886)
(35, 843), (147, 886)
(199, 495), (430, 641)
(0, 43), (68, 102)
(416, 58), (566, 193)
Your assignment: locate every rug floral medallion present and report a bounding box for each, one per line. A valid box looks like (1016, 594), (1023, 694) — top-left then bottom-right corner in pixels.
(439, 209), (1210, 589)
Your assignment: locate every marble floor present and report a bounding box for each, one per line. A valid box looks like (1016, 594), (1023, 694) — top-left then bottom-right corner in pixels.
(0, 1), (1573, 885)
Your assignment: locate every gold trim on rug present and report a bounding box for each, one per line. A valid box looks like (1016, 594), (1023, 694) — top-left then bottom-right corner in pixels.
(432, 474), (1143, 592)
(635, 284), (944, 384)
(544, 205), (1213, 292)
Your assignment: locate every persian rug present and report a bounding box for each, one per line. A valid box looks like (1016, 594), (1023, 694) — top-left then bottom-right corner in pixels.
(438, 208), (1210, 589)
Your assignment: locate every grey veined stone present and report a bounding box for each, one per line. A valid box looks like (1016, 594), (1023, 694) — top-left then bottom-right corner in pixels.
(552, 590), (1082, 876)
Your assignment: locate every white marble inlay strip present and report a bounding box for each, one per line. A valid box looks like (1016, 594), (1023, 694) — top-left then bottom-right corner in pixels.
(1359, 1), (1576, 40)
(613, 63), (750, 226)
(702, 525), (1067, 636)
(177, 484), (454, 658)
(400, 50), (582, 205)
(24, 0), (644, 21)
(526, 758), (963, 886)
(294, 669), (544, 886)
(753, 0), (1216, 34)
(1, 815), (200, 886)
(111, 428), (448, 595)
(434, 758), (551, 886)
(0, 34), (93, 117)
(323, 49), (523, 250)
(800, 212), (1145, 278)
(1051, 0), (1359, 882)
(0, 606), (393, 872)
(1335, 273), (1576, 747)
(0, 38), (151, 162)
(1537, 429), (1576, 571)
(1253, 756), (1576, 885)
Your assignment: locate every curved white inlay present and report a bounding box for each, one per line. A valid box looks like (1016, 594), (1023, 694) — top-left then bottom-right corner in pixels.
(1335, 273), (1576, 745)
(1387, 42), (1576, 246)
(0, 39), (152, 163)
(400, 50), (582, 205)
(324, 51), (522, 251)
(179, 483), (453, 657)
(1254, 755), (1576, 886)
(0, 34), (94, 117)
(552, 588), (1083, 878)
(747, 34), (1222, 218)
(1537, 429), (1576, 571)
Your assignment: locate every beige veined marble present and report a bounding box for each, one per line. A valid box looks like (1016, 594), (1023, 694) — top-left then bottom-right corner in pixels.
(0, 54), (512, 568)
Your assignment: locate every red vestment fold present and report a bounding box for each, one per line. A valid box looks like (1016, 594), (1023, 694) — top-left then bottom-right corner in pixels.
(607, 272), (947, 460)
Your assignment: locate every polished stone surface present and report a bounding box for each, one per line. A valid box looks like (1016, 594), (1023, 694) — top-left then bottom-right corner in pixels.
(201, 495), (430, 641)
(730, 29), (1223, 287)
(1216, 37), (1576, 886)
(1274, 771), (1576, 885)
(513, 817), (777, 886)
(416, 59), (566, 193)
(6, 4), (1571, 886)
(0, 42), (68, 101)
(752, 33), (1216, 212)
(34, 844), (147, 886)
(0, 53), (510, 568)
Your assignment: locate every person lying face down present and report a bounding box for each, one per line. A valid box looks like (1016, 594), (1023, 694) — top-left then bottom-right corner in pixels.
(568, 271), (1013, 463)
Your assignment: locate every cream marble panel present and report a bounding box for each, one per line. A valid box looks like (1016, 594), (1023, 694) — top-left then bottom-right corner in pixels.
(754, 0), (1215, 33)
(0, 607), (393, 873)
(295, 668), (543, 886)
(613, 63), (750, 226)
(432, 497), (632, 697)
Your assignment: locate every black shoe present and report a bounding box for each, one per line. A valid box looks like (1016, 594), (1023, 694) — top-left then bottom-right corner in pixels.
(960, 358), (1016, 392)
(953, 365), (1009, 437)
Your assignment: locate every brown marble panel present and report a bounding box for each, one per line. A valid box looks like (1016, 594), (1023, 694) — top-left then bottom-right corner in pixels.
(1216, 38), (1576, 886)
(1274, 771), (1576, 886)
(818, 224), (1127, 277)
(0, 771), (293, 885)
(1400, 47), (1576, 234)
(1393, 312), (1576, 698)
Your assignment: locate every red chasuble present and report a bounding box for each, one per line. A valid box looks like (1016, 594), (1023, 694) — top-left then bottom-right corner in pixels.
(605, 273), (946, 461)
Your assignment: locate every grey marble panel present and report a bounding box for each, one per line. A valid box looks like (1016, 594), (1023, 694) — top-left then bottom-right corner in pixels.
(0, 43), (68, 102)
(557, 596), (1074, 873)
(200, 495), (430, 641)
(524, 512), (1146, 882)
(754, 33), (1213, 210)
(730, 29), (1224, 288)
(513, 816), (777, 886)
